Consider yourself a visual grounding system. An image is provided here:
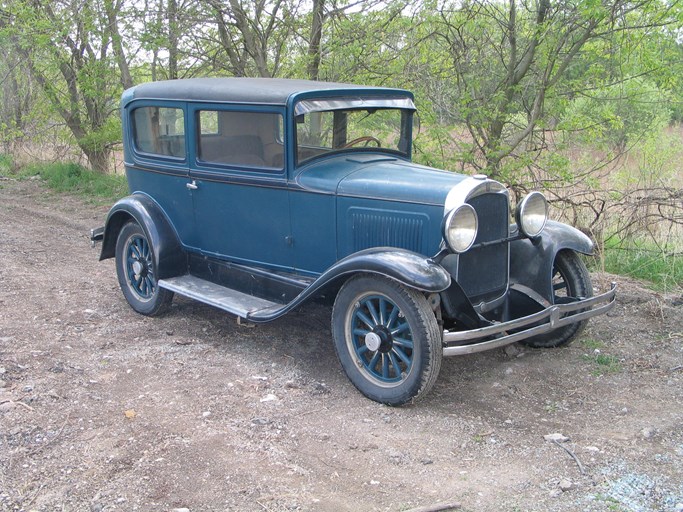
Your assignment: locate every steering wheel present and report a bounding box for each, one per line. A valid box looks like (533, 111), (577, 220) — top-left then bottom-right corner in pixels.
(342, 136), (381, 148)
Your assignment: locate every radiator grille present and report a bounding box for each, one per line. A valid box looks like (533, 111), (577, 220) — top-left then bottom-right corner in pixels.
(458, 193), (509, 302)
(350, 210), (426, 253)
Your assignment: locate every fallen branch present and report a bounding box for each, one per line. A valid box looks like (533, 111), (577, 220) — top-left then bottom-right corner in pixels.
(551, 439), (586, 475)
(0, 399), (34, 412)
(403, 501), (462, 512)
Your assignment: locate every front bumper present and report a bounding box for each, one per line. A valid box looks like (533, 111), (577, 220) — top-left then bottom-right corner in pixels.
(442, 283), (617, 356)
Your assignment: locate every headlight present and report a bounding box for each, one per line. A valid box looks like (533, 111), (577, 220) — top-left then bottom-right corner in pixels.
(516, 191), (548, 238)
(443, 204), (478, 253)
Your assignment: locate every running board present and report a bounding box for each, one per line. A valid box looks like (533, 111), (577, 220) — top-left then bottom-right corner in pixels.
(158, 275), (283, 319)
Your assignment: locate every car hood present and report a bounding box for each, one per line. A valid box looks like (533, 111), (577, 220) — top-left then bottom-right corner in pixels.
(296, 154), (469, 207)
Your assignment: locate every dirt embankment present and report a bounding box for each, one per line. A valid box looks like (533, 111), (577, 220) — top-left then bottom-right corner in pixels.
(0, 179), (681, 512)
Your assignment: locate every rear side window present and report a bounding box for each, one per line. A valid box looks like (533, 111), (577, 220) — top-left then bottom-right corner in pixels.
(132, 107), (185, 158)
(197, 110), (284, 170)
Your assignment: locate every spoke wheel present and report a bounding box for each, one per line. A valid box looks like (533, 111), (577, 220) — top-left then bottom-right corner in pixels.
(332, 275), (442, 405)
(521, 250), (593, 348)
(115, 221), (173, 316)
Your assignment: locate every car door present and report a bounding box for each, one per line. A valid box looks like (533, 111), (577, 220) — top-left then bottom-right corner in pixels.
(125, 101), (197, 247)
(187, 104), (293, 271)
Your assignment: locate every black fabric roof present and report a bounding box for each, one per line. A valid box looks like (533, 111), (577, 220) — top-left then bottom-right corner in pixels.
(128, 77), (409, 105)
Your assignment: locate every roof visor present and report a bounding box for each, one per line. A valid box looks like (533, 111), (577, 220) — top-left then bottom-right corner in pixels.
(294, 97), (416, 116)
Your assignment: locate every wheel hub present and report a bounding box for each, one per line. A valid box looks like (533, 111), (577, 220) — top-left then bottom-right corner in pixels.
(132, 260), (144, 275)
(365, 327), (393, 353)
(364, 332), (382, 351)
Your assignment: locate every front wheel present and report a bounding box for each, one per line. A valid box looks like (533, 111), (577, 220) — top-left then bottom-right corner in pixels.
(331, 275), (442, 406)
(115, 221), (173, 316)
(521, 250), (593, 348)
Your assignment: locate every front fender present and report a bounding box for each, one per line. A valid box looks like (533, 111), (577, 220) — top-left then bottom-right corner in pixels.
(326, 247), (451, 292)
(510, 220), (593, 302)
(99, 194), (186, 279)
(248, 247), (450, 322)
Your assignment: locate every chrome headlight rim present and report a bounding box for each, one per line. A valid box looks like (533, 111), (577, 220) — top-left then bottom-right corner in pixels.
(516, 191), (548, 238)
(443, 204), (479, 254)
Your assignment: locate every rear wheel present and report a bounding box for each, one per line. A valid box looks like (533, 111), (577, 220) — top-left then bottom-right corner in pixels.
(331, 275), (442, 405)
(521, 250), (592, 348)
(115, 221), (173, 316)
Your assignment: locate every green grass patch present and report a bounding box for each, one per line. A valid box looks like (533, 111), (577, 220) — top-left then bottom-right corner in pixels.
(597, 236), (682, 291)
(0, 154), (13, 174)
(18, 162), (127, 203)
(580, 338), (605, 351)
(582, 353), (622, 376)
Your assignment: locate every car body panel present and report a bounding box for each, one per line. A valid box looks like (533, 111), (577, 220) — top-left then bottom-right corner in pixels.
(510, 221), (594, 302)
(125, 166), (196, 248)
(99, 193), (186, 280)
(248, 247), (452, 322)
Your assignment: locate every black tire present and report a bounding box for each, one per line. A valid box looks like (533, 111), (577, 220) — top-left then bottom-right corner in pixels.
(521, 250), (593, 348)
(115, 221), (173, 316)
(331, 275), (442, 406)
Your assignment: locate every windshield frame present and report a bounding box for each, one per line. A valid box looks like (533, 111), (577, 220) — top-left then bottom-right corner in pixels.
(294, 97), (416, 116)
(293, 96), (416, 167)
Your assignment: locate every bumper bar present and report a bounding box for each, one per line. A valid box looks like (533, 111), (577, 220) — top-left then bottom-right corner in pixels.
(90, 226), (104, 247)
(443, 283), (617, 356)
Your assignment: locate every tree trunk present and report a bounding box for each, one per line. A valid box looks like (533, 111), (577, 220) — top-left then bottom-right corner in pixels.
(168, 0), (179, 79)
(307, 0), (325, 80)
(104, 0), (134, 89)
(83, 146), (113, 174)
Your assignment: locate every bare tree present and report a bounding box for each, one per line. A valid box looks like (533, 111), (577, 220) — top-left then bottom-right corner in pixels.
(203, 0), (295, 77)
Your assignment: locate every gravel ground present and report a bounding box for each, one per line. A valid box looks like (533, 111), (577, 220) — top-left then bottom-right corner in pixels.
(0, 178), (682, 512)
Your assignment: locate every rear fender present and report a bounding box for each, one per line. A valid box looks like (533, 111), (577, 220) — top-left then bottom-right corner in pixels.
(510, 220), (593, 302)
(99, 194), (186, 279)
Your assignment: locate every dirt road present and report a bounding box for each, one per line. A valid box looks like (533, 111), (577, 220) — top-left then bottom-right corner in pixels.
(0, 178), (681, 512)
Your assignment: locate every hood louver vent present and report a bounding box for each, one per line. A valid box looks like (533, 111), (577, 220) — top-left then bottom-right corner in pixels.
(349, 209), (427, 253)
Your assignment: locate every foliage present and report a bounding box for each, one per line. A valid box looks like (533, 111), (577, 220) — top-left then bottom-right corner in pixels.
(0, 153), (13, 174)
(0, 0), (124, 173)
(599, 237), (683, 291)
(560, 79), (671, 150)
(17, 162), (127, 202)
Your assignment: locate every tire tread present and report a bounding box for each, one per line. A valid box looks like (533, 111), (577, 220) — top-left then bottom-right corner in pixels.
(331, 274), (442, 405)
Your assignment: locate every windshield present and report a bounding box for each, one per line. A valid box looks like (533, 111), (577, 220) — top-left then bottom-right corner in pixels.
(295, 99), (414, 165)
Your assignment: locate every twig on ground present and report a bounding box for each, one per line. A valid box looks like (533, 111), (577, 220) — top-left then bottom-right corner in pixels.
(403, 501), (462, 512)
(551, 439), (586, 475)
(0, 399), (34, 411)
(23, 483), (45, 508)
(28, 414), (70, 455)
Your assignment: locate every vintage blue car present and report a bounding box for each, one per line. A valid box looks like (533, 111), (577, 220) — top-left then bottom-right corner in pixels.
(92, 78), (616, 405)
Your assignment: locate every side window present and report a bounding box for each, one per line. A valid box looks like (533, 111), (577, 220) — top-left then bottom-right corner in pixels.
(199, 111), (218, 134)
(197, 110), (284, 170)
(132, 107), (186, 158)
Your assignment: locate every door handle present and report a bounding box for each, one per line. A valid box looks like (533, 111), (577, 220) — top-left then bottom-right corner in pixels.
(186, 180), (198, 190)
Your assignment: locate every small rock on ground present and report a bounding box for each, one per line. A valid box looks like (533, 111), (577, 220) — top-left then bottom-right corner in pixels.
(544, 433), (570, 442)
(559, 478), (573, 492)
